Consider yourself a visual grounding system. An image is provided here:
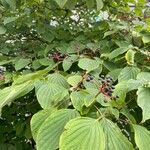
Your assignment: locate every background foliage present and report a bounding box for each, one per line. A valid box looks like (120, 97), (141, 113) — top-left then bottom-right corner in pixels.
(0, 0), (150, 149)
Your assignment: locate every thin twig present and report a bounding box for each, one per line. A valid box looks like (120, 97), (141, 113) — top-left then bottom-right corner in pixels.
(94, 105), (103, 116)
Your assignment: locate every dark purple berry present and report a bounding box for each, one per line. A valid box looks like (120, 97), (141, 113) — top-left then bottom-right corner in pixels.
(86, 78), (91, 82)
(104, 88), (109, 93)
(109, 89), (113, 93)
(116, 95), (119, 98)
(86, 75), (93, 81)
(113, 97), (117, 100)
(111, 86), (115, 89)
(106, 83), (111, 86)
(89, 76), (94, 80)
(101, 80), (105, 84)
(110, 97), (114, 100)
(107, 92), (112, 96)
(106, 79), (111, 82)
(109, 77), (113, 81)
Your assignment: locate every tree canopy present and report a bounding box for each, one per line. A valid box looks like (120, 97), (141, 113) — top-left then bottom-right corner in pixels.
(0, 0), (150, 150)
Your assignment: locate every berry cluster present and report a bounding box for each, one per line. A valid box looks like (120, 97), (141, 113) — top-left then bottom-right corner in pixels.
(48, 51), (67, 62)
(84, 74), (119, 101)
(0, 66), (5, 81)
(99, 75), (119, 100)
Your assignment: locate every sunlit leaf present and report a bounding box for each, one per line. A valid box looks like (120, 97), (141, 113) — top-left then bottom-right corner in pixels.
(100, 118), (134, 149)
(30, 108), (57, 140)
(96, 0), (104, 11)
(37, 109), (79, 150)
(133, 124), (150, 150)
(60, 117), (105, 150)
(78, 58), (100, 73)
(55, 0), (68, 8)
(118, 67), (140, 82)
(137, 87), (150, 122)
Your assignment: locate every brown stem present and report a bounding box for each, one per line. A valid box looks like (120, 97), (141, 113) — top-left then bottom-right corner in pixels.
(73, 72), (87, 91)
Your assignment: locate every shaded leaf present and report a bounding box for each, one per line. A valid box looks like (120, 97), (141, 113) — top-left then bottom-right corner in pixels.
(120, 108), (136, 123)
(0, 26), (6, 35)
(0, 81), (34, 112)
(86, 0), (95, 9)
(109, 47), (129, 60)
(96, 0), (104, 11)
(5, 0), (16, 10)
(78, 58), (100, 73)
(137, 72), (150, 85)
(3, 16), (17, 25)
(55, 0), (68, 8)
(118, 67), (140, 82)
(15, 58), (30, 71)
(39, 58), (54, 66)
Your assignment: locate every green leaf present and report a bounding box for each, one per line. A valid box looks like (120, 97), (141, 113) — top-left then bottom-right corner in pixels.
(118, 67), (140, 82)
(0, 59), (13, 66)
(65, 0), (77, 9)
(30, 108), (57, 141)
(127, 79), (142, 91)
(125, 49), (136, 65)
(96, 0), (104, 11)
(133, 124), (150, 150)
(142, 35), (150, 43)
(109, 47), (130, 60)
(47, 73), (69, 88)
(3, 16), (17, 25)
(63, 58), (73, 71)
(103, 60), (118, 71)
(112, 81), (128, 104)
(59, 117), (105, 150)
(5, 0), (16, 10)
(78, 58), (100, 73)
(13, 65), (56, 85)
(0, 26), (6, 34)
(120, 108), (136, 123)
(67, 75), (82, 87)
(137, 72), (150, 85)
(62, 55), (77, 71)
(107, 68), (122, 81)
(137, 87), (150, 122)
(0, 81), (34, 112)
(104, 30), (116, 38)
(15, 58), (30, 71)
(36, 83), (68, 109)
(70, 91), (87, 112)
(101, 118), (133, 150)
(0, 144), (16, 150)
(32, 59), (42, 70)
(55, 0), (68, 8)
(86, 0), (95, 9)
(37, 109), (79, 150)
(39, 58), (54, 66)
